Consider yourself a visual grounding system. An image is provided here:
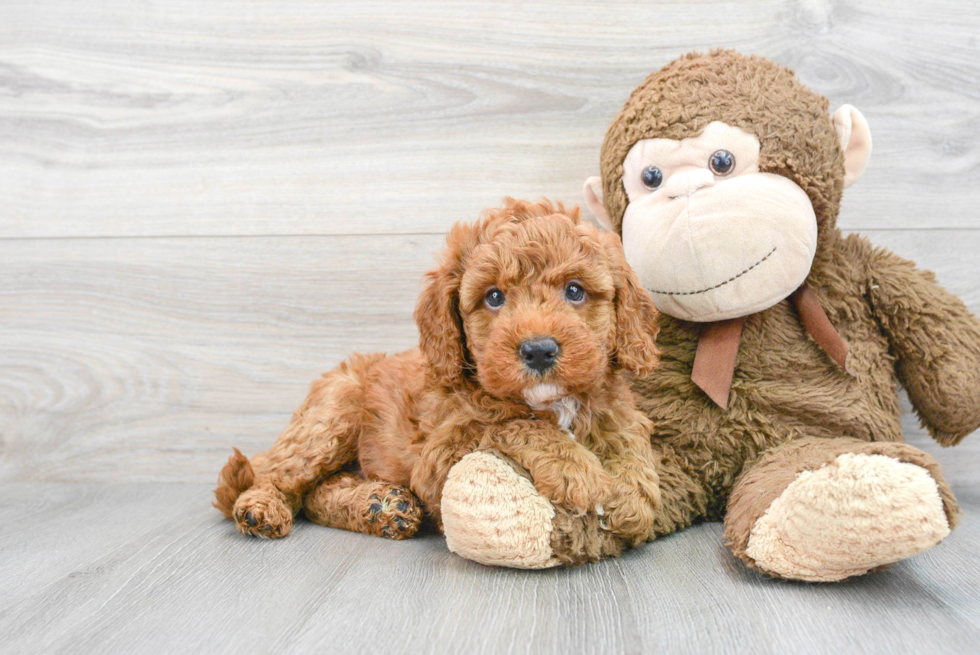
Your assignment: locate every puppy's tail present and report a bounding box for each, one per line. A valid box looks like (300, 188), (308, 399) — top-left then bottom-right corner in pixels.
(213, 448), (255, 518)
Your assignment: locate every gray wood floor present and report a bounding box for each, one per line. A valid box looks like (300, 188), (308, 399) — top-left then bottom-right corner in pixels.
(2, 0), (980, 653)
(2, 456), (979, 655)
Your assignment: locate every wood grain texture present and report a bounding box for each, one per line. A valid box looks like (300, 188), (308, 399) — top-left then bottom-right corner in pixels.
(0, 483), (978, 655)
(0, 233), (431, 481)
(0, 0), (978, 238)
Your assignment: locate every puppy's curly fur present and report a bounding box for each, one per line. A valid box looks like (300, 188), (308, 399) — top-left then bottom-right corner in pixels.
(215, 198), (662, 547)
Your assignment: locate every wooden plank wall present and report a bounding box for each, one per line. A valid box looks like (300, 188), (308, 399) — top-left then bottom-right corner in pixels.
(2, 0), (979, 483)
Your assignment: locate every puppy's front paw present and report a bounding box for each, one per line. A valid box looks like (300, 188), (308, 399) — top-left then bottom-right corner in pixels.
(533, 460), (611, 516)
(599, 468), (660, 543)
(233, 487), (292, 539)
(602, 494), (656, 544)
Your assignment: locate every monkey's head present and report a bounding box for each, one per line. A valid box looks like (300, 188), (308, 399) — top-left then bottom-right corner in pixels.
(584, 50), (872, 322)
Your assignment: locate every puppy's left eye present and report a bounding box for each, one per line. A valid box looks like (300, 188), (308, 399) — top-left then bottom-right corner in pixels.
(565, 282), (586, 304)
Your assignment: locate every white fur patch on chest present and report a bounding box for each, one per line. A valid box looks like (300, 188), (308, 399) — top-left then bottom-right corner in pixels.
(523, 384), (580, 437)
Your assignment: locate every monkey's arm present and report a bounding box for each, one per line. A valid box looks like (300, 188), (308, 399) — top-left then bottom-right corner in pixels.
(867, 246), (980, 445)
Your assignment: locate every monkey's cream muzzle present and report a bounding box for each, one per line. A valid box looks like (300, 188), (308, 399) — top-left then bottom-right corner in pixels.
(623, 172), (817, 322)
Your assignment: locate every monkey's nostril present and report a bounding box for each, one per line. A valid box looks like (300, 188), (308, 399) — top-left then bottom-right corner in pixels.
(519, 337), (560, 373)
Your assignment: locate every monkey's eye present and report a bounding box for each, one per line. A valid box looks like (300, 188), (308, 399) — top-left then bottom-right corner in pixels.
(709, 150), (735, 176)
(564, 281), (586, 305)
(641, 166), (664, 190)
(484, 288), (505, 310)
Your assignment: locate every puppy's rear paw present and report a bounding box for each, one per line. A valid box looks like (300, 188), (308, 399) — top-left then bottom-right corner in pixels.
(233, 488), (292, 539)
(365, 487), (422, 540)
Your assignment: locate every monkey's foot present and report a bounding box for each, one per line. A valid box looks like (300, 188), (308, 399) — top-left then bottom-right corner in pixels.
(726, 439), (958, 582)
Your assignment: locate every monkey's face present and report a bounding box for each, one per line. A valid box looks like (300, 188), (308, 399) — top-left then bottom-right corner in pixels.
(620, 121), (818, 322)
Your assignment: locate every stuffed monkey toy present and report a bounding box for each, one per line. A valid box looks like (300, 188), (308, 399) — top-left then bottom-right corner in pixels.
(438, 50), (980, 581)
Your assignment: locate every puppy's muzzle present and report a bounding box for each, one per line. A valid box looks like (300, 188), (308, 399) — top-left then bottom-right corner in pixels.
(519, 337), (560, 374)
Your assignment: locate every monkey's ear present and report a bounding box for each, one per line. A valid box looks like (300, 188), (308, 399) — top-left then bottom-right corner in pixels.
(583, 176), (614, 232)
(601, 232), (661, 377)
(832, 105), (872, 188)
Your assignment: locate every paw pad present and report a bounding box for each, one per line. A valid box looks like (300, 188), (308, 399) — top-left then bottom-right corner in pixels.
(232, 491), (292, 539)
(364, 486), (422, 540)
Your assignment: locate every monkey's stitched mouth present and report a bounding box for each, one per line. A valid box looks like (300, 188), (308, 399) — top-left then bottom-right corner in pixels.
(645, 246), (777, 296)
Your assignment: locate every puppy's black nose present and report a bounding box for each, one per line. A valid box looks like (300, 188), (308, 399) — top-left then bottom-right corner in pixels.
(519, 337), (560, 373)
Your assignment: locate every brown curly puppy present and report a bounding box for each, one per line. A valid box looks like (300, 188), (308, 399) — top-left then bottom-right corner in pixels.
(214, 198), (662, 548)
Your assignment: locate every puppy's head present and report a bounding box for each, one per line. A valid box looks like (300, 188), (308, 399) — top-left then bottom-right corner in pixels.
(415, 198), (660, 405)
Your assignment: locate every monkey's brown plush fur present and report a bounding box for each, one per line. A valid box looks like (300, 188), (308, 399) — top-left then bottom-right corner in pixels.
(441, 51), (980, 580)
(215, 200), (662, 550)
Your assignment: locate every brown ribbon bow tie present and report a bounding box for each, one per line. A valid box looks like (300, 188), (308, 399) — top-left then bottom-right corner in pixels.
(690, 284), (853, 409)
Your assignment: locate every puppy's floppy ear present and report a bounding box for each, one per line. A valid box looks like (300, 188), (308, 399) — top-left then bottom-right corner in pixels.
(414, 222), (477, 387)
(601, 232), (660, 376)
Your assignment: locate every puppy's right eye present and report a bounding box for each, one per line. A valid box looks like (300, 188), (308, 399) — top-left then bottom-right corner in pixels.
(484, 288), (505, 310)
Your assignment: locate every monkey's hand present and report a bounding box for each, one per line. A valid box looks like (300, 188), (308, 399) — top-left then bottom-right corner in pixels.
(868, 245), (980, 446)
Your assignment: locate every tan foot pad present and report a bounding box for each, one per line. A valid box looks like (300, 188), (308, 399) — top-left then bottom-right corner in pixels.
(441, 452), (560, 569)
(746, 453), (950, 582)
